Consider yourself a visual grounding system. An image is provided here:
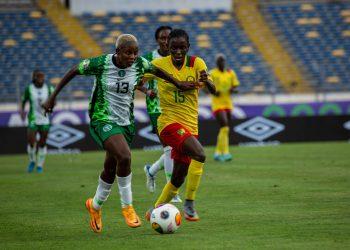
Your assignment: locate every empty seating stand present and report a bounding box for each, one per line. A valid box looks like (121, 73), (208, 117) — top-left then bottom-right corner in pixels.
(261, 2), (350, 91)
(0, 10), (91, 102)
(79, 9), (281, 93)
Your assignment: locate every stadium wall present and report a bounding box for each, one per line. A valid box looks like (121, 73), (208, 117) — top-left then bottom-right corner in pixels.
(0, 116), (349, 154)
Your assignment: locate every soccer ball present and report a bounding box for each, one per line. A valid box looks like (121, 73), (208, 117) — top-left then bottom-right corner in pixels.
(150, 203), (182, 234)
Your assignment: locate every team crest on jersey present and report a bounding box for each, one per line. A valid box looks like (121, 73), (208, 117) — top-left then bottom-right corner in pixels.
(177, 128), (185, 136)
(118, 70), (126, 77)
(186, 76), (195, 82)
(103, 124), (113, 132)
(82, 59), (90, 70)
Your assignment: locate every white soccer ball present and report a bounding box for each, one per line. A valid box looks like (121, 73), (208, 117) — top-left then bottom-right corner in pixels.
(150, 203), (182, 234)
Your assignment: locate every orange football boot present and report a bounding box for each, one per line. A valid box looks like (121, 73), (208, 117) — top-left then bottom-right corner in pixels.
(122, 205), (141, 228)
(85, 198), (102, 233)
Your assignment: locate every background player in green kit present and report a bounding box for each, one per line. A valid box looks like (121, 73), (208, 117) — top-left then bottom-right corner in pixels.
(42, 34), (196, 233)
(20, 70), (54, 173)
(141, 26), (182, 203)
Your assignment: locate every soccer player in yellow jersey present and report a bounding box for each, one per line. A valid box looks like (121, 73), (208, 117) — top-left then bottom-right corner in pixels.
(210, 54), (240, 162)
(145, 29), (216, 221)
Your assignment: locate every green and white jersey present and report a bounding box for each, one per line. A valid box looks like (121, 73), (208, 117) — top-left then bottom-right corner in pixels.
(143, 49), (162, 114)
(22, 83), (54, 125)
(78, 54), (153, 126)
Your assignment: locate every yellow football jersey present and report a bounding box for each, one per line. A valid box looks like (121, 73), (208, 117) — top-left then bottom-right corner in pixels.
(209, 68), (240, 112)
(152, 55), (209, 135)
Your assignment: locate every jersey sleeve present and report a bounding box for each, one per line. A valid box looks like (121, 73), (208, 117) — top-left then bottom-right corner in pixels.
(195, 57), (212, 82)
(230, 69), (240, 87)
(209, 69), (215, 80)
(150, 57), (163, 69)
(78, 55), (106, 75)
(142, 52), (153, 62)
(136, 56), (155, 74)
(21, 86), (30, 104)
(48, 85), (55, 95)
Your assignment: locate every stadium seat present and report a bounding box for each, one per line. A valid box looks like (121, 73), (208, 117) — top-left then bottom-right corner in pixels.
(3, 39), (17, 46)
(110, 16), (123, 24)
(135, 16), (148, 23)
(63, 50), (77, 58)
(21, 31), (35, 40)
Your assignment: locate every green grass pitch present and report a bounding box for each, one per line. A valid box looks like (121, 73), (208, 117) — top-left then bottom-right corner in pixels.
(1, 142), (350, 249)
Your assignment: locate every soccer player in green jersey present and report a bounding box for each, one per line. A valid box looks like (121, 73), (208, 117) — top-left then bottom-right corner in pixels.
(20, 70), (54, 173)
(42, 34), (196, 233)
(141, 26), (182, 203)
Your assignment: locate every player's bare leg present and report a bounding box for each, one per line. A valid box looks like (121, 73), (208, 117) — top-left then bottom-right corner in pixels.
(36, 130), (48, 173)
(104, 134), (141, 228)
(26, 129), (36, 173)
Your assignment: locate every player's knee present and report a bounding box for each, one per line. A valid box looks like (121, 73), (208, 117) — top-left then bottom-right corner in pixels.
(117, 152), (131, 166)
(171, 175), (185, 188)
(193, 149), (206, 163)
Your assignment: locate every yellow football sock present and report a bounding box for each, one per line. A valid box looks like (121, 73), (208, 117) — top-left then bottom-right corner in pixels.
(221, 126), (230, 154)
(155, 182), (179, 207)
(215, 126), (229, 154)
(215, 128), (224, 154)
(185, 160), (204, 200)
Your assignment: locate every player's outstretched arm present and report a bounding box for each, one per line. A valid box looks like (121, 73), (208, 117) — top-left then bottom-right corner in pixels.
(199, 70), (216, 95)
(42, 65), (79, 114)
(136, 77), (157, 99)
(152, 66), (197, 91)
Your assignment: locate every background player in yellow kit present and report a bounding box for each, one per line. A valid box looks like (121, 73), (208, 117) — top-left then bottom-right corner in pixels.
(210, 54), (240, 162)
(145, 29), (216, 221)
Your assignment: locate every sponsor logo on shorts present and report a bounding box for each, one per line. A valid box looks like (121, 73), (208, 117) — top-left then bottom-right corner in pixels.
(177, 128), (185, 136)
(103, 124), (113, 132)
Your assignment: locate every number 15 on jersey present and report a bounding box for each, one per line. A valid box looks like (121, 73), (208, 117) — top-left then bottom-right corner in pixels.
(174, 90), (185, 103)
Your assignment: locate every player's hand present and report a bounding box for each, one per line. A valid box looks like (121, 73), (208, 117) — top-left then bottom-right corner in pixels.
(199, 70), (209, 83)
(42, 97), (55, 116)
(146, 89), (157, 99)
